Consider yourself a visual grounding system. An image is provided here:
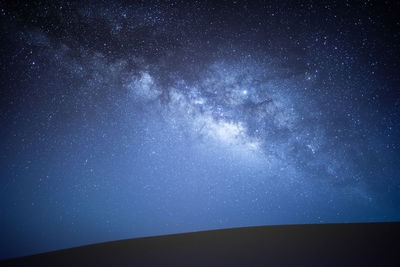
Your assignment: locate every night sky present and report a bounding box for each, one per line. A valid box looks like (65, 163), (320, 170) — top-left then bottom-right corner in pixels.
(1, 0), (399, 259)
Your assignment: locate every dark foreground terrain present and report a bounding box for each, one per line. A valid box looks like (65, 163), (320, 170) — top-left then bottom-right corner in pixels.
(2, 222), (400, 266)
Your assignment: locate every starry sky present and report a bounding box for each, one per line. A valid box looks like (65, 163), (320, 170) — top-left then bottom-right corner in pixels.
(1, 0), (399, 259)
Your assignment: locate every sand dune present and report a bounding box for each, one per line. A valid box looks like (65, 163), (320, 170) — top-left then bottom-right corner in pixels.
(2, 222), (399, 266)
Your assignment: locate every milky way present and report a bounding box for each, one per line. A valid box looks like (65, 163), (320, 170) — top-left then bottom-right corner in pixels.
(1, 0), (399, 259)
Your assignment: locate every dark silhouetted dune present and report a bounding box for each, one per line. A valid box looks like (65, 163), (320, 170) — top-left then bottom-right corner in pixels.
(2, 222), (399, 266)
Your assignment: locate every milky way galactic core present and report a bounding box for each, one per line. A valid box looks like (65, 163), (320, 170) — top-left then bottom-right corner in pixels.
(1, 0), (399, 259)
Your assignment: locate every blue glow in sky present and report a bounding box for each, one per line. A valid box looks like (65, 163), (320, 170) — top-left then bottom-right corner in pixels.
(1, 0), (399, 259)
